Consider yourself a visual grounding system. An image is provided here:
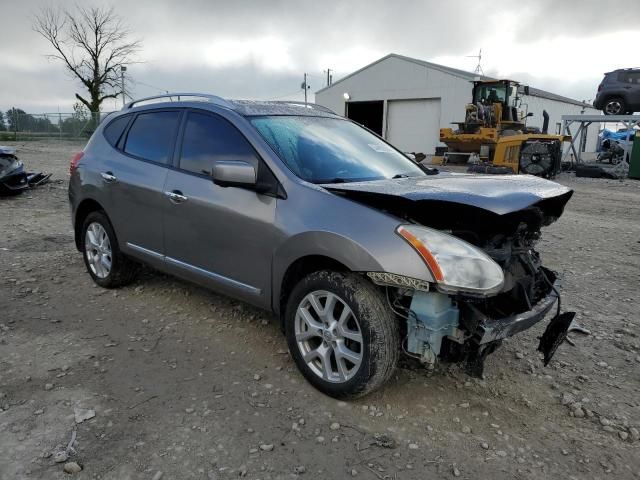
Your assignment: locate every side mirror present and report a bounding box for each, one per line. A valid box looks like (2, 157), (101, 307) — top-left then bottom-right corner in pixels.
(212, 160), (256, 187)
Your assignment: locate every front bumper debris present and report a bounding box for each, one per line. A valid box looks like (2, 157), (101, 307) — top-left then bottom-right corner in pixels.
(537, 311), (576, 365)
(461, 281), (576, 377)
(471, 282), (560, 345)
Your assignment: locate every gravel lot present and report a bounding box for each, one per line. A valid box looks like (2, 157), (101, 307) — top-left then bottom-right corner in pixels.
(1, 140), (639, 480)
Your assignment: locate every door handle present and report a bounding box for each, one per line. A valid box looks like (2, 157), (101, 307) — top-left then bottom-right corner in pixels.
(164, 190), (188, 203)
(100, 171), (117, 183)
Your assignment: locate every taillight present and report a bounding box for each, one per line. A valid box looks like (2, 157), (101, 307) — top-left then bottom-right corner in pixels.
(70, 152), (84, 175)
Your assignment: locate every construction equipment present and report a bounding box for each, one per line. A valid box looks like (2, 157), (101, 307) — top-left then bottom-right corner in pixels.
(439, 79), (570, 177)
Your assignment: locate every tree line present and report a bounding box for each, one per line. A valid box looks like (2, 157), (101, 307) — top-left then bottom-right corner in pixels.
(0, 104), (95, 135)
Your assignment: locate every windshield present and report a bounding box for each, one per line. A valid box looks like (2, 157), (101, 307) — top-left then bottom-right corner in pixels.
(250, 115), (425, 183)
(475, 84), (507, 105)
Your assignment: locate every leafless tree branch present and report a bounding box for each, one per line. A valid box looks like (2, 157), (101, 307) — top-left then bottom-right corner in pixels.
(34, 5), (141, 113)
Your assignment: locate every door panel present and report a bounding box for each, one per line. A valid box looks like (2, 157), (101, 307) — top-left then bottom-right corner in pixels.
(162, 110), (279, 307)
(101, 109), (181, 266)
(628, 72), (640, 108)
(103, 153), (168, 264)
(163, 170), (277, 304)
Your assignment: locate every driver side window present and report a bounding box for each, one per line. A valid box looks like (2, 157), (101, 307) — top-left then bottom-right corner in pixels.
(179, 111), (259, 176)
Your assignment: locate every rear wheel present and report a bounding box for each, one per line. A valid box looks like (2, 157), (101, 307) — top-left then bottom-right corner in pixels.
(285, 271), (399, 399)
(603, 97), (626, 115)
(80, 211), (138, 288)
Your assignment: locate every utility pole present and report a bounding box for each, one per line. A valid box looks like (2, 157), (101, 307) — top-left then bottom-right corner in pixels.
(325, 68), (333, 87)
(301, 73), (310, 106)
(13, 107), (18, 141)
(120, 66), (127, 108)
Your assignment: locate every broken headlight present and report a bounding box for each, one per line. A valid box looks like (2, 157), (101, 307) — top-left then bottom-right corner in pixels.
(396, 225), (504, 296)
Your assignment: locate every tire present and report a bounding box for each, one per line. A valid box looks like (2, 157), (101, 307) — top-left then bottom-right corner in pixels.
(285, 271), (399, 399)
(603, 97), (626, 115)
(80, 211), (138, 288)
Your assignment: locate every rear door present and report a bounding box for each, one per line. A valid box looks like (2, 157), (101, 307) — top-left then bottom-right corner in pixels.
(625, 71), (640, 109)
(162, 109), (278, 306)
(104, 109), (182, 267)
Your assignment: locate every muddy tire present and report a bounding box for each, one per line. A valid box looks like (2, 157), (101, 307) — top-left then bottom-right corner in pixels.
(80, 211), (138, 288)
(285, 271), (399, 399)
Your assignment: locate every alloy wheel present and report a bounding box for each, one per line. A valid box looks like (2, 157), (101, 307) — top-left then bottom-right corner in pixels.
(605, 100), (622, 115)
(84, 222), (112, 279)
(294, 290), (363, 383)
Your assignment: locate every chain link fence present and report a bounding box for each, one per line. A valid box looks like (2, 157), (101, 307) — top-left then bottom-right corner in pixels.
(0, 111), (115, 142)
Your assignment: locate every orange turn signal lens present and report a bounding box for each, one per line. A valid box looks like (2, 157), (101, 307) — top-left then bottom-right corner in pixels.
(396, 226), (444, 282)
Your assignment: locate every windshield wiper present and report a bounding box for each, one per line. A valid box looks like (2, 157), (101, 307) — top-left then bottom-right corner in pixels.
(312, 177), (350, 184)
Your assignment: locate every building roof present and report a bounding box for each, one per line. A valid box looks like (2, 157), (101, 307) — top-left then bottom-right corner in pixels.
(316, 53), (593, 108)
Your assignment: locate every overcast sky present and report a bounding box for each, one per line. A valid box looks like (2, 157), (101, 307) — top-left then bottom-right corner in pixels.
(1, 0), (638, 113)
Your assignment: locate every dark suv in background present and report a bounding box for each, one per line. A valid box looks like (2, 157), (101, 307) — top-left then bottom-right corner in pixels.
(594, 68), (640, 115)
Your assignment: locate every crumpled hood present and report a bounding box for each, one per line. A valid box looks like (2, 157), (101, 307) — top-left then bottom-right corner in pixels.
(322, 172), (572, 216)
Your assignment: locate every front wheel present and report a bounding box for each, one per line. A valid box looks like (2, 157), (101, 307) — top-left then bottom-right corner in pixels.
(285, 271), (399, 399)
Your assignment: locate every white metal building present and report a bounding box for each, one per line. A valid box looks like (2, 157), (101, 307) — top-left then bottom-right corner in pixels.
(315, 54), (600, 156)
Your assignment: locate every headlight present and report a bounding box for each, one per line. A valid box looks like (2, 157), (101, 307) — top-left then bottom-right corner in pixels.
(397, 225), (504, 295)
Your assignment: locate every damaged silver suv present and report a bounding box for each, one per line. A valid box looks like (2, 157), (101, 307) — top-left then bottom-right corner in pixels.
(69, 93), (575, 398)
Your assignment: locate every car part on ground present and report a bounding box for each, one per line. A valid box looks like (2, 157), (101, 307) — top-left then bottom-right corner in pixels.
(597, 138), (630, 165)
(575, 163), (623, 179)
(0, 146), (51, 196)
(518, 139), (562, 176)
(69, 92), (577, 398)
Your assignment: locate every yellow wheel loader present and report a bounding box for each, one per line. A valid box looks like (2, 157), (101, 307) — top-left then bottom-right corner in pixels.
(439, 80), (570, 177)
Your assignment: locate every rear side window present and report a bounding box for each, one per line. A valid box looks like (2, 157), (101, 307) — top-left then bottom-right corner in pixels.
(124, 111), (181, 163)
(619, 71), (640, 84)
(103, 115), (130, 146)
(179, 111), (259, 175)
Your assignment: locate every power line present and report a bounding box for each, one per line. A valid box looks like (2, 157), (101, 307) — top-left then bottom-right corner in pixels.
(131, 79), (169, 94)
(268, 89), (304, 100)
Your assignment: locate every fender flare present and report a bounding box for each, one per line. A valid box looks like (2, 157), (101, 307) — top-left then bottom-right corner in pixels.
(271, 231), (384, 313)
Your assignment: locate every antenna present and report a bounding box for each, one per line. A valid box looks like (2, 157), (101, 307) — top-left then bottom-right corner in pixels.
(466, 49), (484, 75)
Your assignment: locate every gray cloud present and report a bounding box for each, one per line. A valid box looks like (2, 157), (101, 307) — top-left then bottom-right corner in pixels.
(0, 0), (637, 113)
(516, 0), (640, 38)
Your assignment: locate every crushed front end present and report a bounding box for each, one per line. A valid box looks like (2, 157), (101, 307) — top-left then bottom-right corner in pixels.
(373, 189), (576, 376)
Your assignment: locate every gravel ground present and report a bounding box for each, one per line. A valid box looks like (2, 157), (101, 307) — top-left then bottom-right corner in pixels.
(1, 140), (639, 480)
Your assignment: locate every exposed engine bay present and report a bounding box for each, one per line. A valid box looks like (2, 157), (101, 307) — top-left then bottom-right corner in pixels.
(326, 173), (576, 375)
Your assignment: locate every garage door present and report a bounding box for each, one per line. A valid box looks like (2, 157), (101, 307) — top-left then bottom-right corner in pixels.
(386, 98), (441, 156)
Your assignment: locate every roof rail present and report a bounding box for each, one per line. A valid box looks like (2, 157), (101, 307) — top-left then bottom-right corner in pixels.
(269, 100), (335, 114)
(123, 93), (234, 110)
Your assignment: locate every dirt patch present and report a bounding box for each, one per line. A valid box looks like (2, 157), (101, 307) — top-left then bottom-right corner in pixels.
(1, 141), (639, 479)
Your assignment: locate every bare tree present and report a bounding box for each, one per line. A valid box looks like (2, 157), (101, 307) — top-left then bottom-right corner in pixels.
(34, 6), (141, 114)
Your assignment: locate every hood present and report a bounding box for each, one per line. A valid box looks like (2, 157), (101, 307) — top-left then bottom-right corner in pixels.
(322, 172), (572, 216)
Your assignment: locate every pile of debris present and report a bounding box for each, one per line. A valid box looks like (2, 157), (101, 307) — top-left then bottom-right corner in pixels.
(0, 146), (51, 195)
